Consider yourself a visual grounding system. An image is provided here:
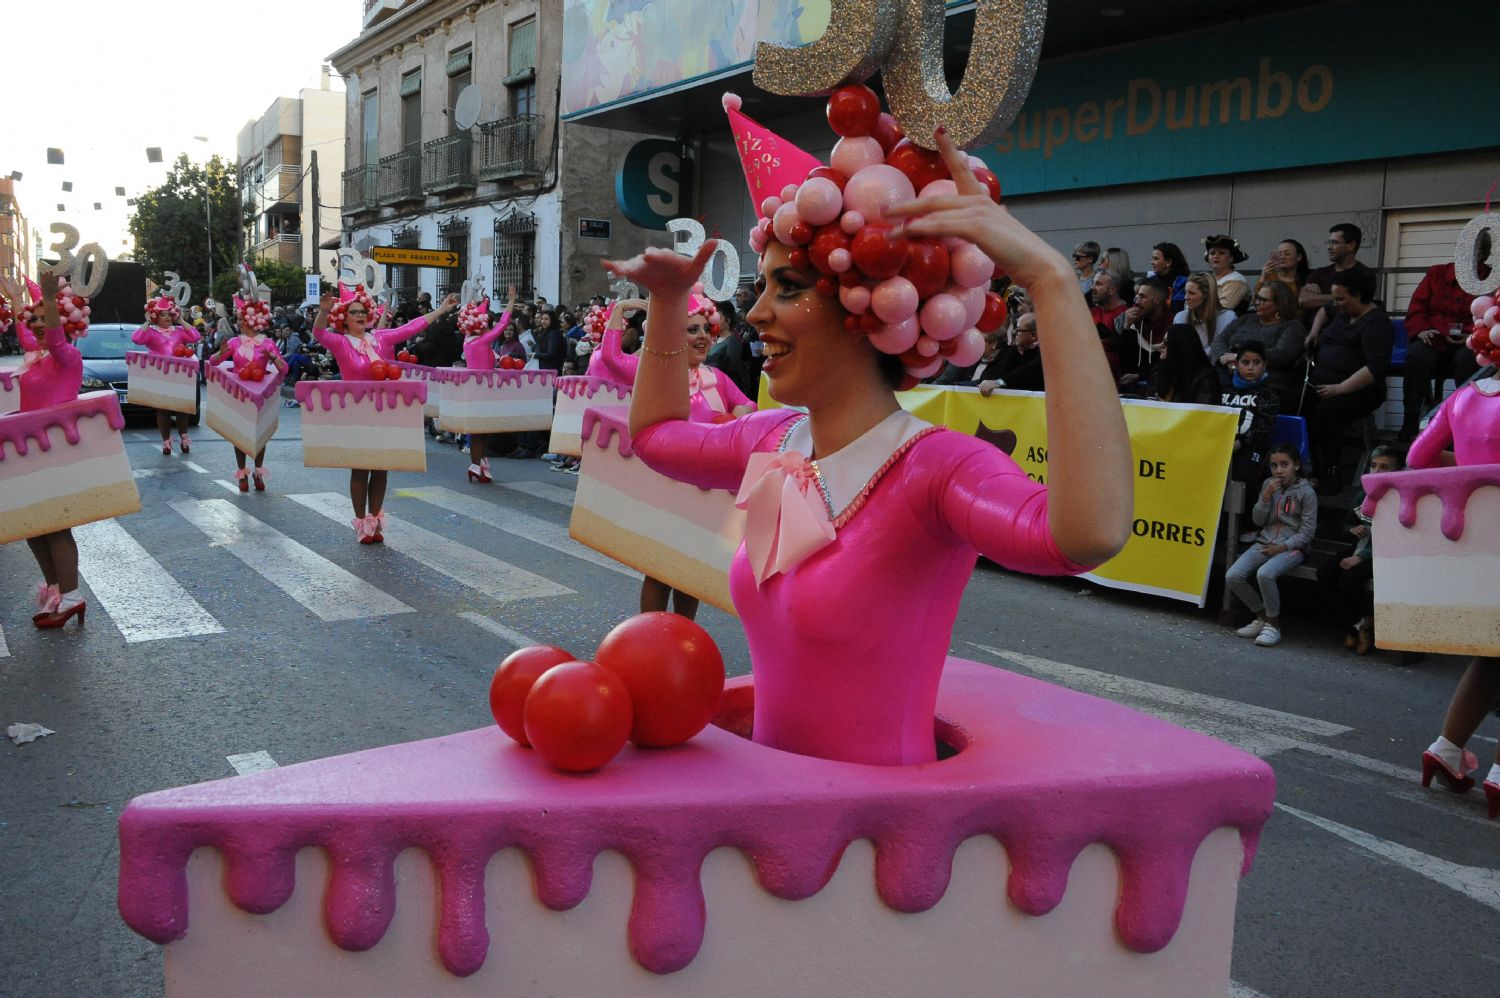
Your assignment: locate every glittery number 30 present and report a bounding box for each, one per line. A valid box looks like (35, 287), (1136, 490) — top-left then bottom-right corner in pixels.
(1455, 214), (1500, 297)
(43, 223), (110, 297)
(162, 271), (192, 308)
(667, 218), (741, 301)
(338, 249), (385, 295)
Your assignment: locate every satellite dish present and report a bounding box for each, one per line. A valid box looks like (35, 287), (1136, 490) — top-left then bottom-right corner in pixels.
(453, 85), (481, 130)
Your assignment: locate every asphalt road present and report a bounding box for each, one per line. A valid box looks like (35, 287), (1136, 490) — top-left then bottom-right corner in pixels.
(1, 405), (1496, 998)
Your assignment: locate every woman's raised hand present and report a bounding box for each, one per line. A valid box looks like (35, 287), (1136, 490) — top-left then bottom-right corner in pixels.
(603, 242), (715, 298)
(506, 284), (517, 305)
(885, 129), (1070, 290)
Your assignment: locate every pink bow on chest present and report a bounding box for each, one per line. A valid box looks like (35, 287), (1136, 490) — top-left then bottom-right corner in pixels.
(734, 450), (836, 586)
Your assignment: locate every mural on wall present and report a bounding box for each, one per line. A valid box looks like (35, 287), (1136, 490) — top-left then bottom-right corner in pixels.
(562, 0), (829, 116)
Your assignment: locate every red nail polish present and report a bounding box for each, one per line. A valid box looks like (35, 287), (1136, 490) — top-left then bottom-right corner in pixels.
(935, 125), (947, 137)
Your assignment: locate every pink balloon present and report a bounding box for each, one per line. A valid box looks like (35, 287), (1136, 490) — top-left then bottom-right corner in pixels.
(906, 357), (944, 380)
(919, 179), (958, 199)
(949, 328), (985, 368)
(916, 334), (940, 357)
(871, 276), (919, 323)
(950, 284), (987, 327)
(839, 284), (872, 315)
(772, 202), (803, 245)
(780, 183), (800, 202)
(1491, 327), (1500, 346)
(842, 164), (916, 223)
(795, 177), (844, 227)
(919, 293), (966, 340)
(1485, 305), (1500, 327)
(950, 243), (996, 289)
(827, 248), (853, 273)
(1472, 296), (1496, 318)
(830, 136), (885, 177)
(868, 316), (919, 354)
(749, 229), (769, 254)
(967, 155), (987, 173)
(840, 211), (866, 235)
(761, 196), (782, 218)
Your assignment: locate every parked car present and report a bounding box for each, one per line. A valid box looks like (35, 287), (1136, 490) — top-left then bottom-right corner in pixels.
(80, 322), (200, 425)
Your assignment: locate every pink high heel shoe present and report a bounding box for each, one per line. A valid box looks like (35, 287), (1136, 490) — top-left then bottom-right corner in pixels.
(179, 433), (191, 454)
(253, 466), (268, 492)
(467, 463), (492, 484)
(353, 515), (377, 545)
(1485, 781), (1500, 821)
(162, 438), (173, 455)
(33, 583), (60, 624)
(1421, 748), (1479, 794)
(35, 595), (85, 630)
(234, 468), (250, 493)
(369, 509), (387, 543)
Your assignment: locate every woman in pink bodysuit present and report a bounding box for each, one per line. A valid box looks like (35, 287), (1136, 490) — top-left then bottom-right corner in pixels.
(457, 285), (517, 484)
(206, 297), (288, 491)
(18, 275), (91, 629)
(311, 287), (460, 542)
(610, 129), (1134, 766)
(132, 296), (201, 455)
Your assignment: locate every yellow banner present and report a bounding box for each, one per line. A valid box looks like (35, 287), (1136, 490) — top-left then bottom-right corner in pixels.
(758, 379), (1237, 604)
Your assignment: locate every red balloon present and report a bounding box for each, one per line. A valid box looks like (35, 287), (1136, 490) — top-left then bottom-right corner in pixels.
(872, 112), (905, 155)
(594, 611), (726, 748)
(826, 85), (881, 138)
(843, 315), (861, 332)
(809, 226), (851, 275)
(788, 221), (813, 246)
(896, 373), (922, 391)
(839, 270), (864, 288)
(938, 337), (959, 356)
(900, 240), (951, 298)
(368, 360), (388, 380)
(806, 166), (847, 190)
(815, 276), (838, 297)
(788, 248), (811, 271)
(885, 139), (949, 193)
(490, 644), (577, 746)
(850, 226), (911, 280)
(972, 167), (1002, 204)
(900, 346), (927, 368)
(978, 291), (1008, 333)
(524, 661), (633, 771)
(858, 311), (884, 335)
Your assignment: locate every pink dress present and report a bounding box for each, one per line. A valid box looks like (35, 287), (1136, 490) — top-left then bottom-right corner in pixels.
(462, 310), (512, 370)
(225, 334), (283, 367)
(589, 327), (752, 420)
(312, 318), (428, 381)
(18, 325), (83, 412)
(131, 323), (201, 356)
(633, 409), (1092, 766)
(1407, 378), (1500, 469)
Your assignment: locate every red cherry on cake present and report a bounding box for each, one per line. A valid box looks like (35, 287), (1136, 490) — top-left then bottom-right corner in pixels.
(972, 167), (1002, 203)
(826, 84), (881, 138)
(978, 291), (1008, 333)
(594, 612), (726, 748)
(385, 365), (402, 380)
(490, 644), (577, 746)
(523, 660), (633, 772)
(368, 360), (388, 380)
(886, 139), (948, 193)
(850, 226), (911, 280)
(900, 239), (951, 299)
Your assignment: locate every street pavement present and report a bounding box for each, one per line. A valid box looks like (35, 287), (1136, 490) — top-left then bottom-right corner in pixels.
(1, 405), (1497, 998)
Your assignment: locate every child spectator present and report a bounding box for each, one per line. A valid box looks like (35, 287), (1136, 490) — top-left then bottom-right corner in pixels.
(1221, 341), (1281, 487)
(1318, 445), (1404, 654)
(1227, 443), (1318, 647)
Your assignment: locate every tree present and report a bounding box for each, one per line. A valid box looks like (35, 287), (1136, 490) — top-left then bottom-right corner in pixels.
(212, 255), (309, 308)
(128, 155), (242, 306)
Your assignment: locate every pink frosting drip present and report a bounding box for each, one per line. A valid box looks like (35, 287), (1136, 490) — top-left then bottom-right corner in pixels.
(206, 364), (286, 412)
(431, 367), (556, 388)
(0, 390), (126, 462)
(1360, 464), (1500, 542)
(126, 351), (200, 376)
(581, 405), (635, 458)
(293, 380), (428, 412)
(0, 369), (16, 392)
(117, 659), (1273, 977)
(392, 361), (437, 381)
(558, 375), (630, 402)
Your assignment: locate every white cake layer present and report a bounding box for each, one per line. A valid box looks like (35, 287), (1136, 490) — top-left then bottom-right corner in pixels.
(163, 829), (1242, 998)
(438, 396), (554, 434)
(206, 384), (280, 456)
(1, 452), (136, 513)
(1373, 553), (1500, 605)
(130, 372), (199, 412)
(302, 423), (427, 472)
(547, 410), (585, 456)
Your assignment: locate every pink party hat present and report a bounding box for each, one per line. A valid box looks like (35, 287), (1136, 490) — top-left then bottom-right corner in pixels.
(25, 277), (42, 304)
(722, 93), (824, 220)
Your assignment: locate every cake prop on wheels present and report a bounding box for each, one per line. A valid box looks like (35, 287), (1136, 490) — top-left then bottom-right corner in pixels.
(433, 366), (555, 434)
(570, 408), (744, 614)
(549, 375), (631, 457)
(294, 380), (429, 472)
(204, 363), (286, 459)
(125, 350), (199, 415)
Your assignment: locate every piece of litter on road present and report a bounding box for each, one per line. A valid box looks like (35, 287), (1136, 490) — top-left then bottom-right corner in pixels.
(7, 723), (56, 745)
(226, 750), (280, 775)
(1075, 589), (1093, 597)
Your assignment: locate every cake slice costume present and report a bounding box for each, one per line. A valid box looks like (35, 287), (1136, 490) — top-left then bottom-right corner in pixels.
(206, 297), (287, 491)
(128, 297), (201, 453)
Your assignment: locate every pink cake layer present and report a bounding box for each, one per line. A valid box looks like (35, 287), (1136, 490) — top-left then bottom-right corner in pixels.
(127, 351), (201, 378)
(118, 659), (1274, 979)
(0, 390), (127, 462)
(558, 375), (631, 403)
(430, 368), (555, 389)
(295, 380), (427, 413)
(1362, 464), (1500, 546)
(205, 363), (286, 411)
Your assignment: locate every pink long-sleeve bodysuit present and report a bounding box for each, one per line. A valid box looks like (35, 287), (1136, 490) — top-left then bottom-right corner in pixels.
(1406, 379), (1500, 469)
(313, 317), (428, 380)
(224, 334), (283, 367)
(18, 324), (83, 412)
(589, 326), (752, 420)
(633, 409), (1093, 766)
(462, 310), (512, 370)
(131, 323), (200, 356)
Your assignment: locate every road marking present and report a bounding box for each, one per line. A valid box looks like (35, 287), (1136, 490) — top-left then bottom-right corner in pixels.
(970, 645), (1351, 738)
(213, 479), (242, 494)
(170, 499), (413, 622)
(458, 611), (540, 650)
(0, 624), (9, 657)
(132, 467), (169, 478)
(289, 493), (573, 603)
(226, 750), (279, 775)
(183, 460), (209, 474)
(1277, 804), (1500, 910)
(1229, 983), (1273, 998)
(401, 485), (637, 578)
(73, 521), (226, 643)
(500, 480), (576, 508)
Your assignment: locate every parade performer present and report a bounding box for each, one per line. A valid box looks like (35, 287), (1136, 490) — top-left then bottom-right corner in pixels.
(132, 296), (201, 454)
(457, 284), (517, 484)
(311, 286), (459, 542)
(17, 275), (93, 628)
(206, 296), (287, 491)
(610, 107), (1133, 765)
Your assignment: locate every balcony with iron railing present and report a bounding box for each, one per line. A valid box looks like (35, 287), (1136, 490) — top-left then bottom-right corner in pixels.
(341, 165), (379, 215)
(478, 114), (543, 181)
(378, 149), (423, 206)
(257, 164), (301, 207)
(422, 133), (475, 194)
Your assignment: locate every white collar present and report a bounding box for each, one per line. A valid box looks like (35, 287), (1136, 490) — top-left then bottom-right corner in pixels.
(1473, 376), (1500, 397)
(779, 409), (931, 520)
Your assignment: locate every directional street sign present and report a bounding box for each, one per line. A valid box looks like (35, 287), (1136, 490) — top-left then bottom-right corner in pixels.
(370, 246), (460, 269)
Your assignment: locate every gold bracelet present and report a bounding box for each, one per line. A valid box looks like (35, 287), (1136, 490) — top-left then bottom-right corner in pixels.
(639, 344), (687, 357)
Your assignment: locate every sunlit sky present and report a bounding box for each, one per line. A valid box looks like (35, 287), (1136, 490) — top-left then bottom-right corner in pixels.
(6, 1), (363, 264)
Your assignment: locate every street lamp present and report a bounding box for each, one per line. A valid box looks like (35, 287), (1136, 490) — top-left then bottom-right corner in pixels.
(193, 136), (212, 295)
